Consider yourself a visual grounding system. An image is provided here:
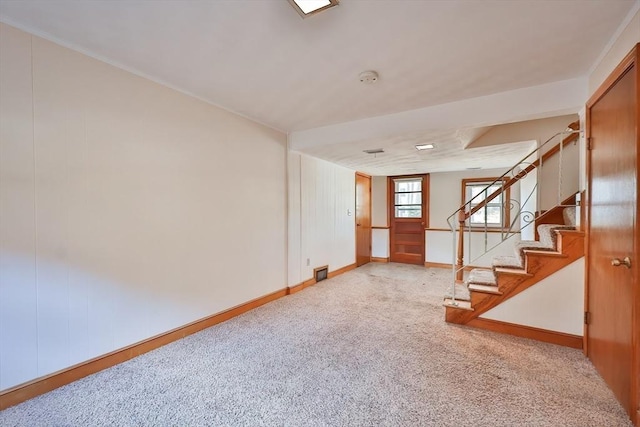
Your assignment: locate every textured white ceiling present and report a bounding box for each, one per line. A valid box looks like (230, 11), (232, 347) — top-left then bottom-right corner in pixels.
(300, 126), (542, 176)
(0, 0), (635, 174)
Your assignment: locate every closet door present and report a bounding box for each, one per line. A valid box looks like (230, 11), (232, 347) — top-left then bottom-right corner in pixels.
(586, 44), (639, 425)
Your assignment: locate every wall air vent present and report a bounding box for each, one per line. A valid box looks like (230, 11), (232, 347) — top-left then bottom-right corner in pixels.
(314, 265), (329, 282)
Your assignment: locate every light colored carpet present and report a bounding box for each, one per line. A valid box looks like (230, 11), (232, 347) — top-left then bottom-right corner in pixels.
(0, 263), (632, 426)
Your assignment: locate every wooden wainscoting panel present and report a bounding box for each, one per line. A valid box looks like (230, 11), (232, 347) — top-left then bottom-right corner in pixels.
(0, 287), (288, 410)
(371, 257), (389, 263)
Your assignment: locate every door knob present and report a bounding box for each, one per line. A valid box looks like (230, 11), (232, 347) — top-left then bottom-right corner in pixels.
(611, 257), (632, 268)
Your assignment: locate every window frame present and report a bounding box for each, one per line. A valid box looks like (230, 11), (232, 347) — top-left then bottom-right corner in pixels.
(393, 178), (423, 218)
(461, 177), (510, 229)
(387, 174), (429, 225)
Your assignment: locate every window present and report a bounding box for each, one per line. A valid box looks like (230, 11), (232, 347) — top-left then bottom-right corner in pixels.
(462, 178), (509, 228)
(394, 178), (422, 218)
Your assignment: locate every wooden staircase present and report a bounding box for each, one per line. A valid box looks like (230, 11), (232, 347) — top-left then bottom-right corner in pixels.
(443, 121), (586, 346)
(444, 228), (584, 325)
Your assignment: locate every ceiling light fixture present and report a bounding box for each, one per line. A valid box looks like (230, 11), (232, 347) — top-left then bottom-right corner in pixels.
(363, 148), (384, 154)
(415, 144), (435, 150)
(288, 0), (339, 18)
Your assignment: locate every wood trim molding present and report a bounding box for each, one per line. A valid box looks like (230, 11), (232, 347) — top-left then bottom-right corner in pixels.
(579, 190), (586, 232)
(425, 261), (451, 269)
(587, 44), (637, 107)
(1, 261), (362, 410)
(467, 317), (583, 349)
(0, 287), (288, 410)
(371, 226), (390, 229)
(287, 263), (357, 294)
(424, 261), (479, 271)
(425, 227), (521, 234)
(328, 263), (357, 279)
(287, 277), (316, 295)
(371, 257), (389, 263)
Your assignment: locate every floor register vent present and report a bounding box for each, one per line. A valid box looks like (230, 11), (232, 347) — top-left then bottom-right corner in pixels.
(314, 265), (329, 282)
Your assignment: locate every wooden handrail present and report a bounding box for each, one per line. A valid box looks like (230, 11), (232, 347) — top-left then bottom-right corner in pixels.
(464, 121), (579, 221)
(453, 120), (579, 281)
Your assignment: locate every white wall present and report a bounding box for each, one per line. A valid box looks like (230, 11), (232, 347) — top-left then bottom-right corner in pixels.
(0, 23), (287, 391)
(429, 168), (516, 229)
(519, 172), (537, 240)
(538, 141), (580, 211)
(371, 176), (389, 258)
(287, 151), (302, 286)
(287, 153), (355, 285)
(481, 258), (585, 336)
(372, 229), (389, 259)
(589, 5), (640, 94)
(371, 168), (526, 266)
(426, 231), (521, 268)
(371, 176), (387, 226)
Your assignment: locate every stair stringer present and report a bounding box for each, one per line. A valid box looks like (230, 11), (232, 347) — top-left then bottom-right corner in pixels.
(445, 230), (584, 324)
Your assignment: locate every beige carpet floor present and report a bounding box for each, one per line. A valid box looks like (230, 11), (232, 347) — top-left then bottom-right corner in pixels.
(0, 263), (632, 426)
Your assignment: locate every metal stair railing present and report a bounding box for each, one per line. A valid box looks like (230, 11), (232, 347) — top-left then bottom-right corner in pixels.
(445, 124), (581, 306)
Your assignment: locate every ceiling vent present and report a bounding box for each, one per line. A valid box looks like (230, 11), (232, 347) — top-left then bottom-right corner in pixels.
(363, 148), (384, 154)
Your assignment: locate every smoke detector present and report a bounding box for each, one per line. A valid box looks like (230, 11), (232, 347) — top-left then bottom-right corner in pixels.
(359, 70), (379, 84)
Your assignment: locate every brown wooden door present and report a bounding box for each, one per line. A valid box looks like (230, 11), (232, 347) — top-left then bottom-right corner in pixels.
(388, 174), (428, 265)
(355, 173), (371, 267)
(586, 47), (638, 425)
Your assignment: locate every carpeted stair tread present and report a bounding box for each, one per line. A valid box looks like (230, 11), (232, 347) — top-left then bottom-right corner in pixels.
(515, 240), (554, 251)
(493, 266), (532, 276)
(466, 268), (496, 286)
(538, 224), (575, 248)
(563, 206), (577, 227)
(523, 249), (566, 257)
(443, 298), (472, 310)
(468, 283), (501, 295)
(492, 255), (522, 269)
(513, 240), (555, 265)
(444, 286), (471, 302)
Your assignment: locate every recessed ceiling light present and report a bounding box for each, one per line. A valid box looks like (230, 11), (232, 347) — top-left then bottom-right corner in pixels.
(415, 144), (435, 150)
(288, 0), (339, 18)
